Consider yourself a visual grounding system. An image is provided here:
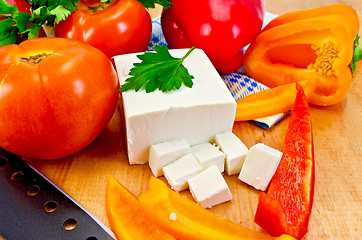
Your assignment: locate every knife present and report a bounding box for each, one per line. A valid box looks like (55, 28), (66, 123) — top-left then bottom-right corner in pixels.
(0, 148), (116, 240)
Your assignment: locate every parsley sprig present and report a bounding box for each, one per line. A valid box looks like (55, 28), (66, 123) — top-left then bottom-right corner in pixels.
(120, 45), (196, 93)
(0, 0), (172, 47)
(0, 0), (79, 46)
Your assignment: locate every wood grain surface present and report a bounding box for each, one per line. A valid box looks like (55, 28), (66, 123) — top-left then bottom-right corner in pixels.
(26, 1), (362, 239)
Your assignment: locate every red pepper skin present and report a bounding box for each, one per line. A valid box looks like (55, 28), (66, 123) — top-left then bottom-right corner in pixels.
(161, 0), (264, 74)
(254, 83), (315, 240)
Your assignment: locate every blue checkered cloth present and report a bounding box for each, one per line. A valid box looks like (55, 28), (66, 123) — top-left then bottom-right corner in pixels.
(147, 13), (287, 128)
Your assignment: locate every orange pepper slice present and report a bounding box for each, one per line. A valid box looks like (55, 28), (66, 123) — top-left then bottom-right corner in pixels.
(138, 176), (296, 240)
(105, 175), (176, 240)
(235, 80), (317, 121)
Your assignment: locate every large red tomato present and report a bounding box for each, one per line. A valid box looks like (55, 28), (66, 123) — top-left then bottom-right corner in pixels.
(0, 38), (119, 159)
(54, 0), (152, 59)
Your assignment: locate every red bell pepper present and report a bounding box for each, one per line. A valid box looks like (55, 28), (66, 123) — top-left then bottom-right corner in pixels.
(161, 0), (265, 74)
(254, 83), (315, 239)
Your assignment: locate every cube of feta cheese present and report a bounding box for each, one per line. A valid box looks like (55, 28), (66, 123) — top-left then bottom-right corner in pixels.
(191, 142), (225, 173)
(162, 153), (202, 192)
(113, 49), (236, 164)
(238, 143), (283, 191)
(188, 165), (232, 208)
(214, 132), (249, 176)
(149, 139), (190, 177)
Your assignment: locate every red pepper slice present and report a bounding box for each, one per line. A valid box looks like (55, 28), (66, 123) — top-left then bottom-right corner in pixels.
(254, 83), (315, 240)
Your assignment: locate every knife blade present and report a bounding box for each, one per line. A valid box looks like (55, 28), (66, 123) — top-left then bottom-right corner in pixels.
(0, 148), (116, 240)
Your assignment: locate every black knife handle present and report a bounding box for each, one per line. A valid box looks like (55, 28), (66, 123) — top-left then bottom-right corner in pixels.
(0, 149), (115, 240)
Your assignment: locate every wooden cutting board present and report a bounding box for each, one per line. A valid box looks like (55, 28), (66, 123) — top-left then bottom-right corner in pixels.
(25, 1), (362, 239)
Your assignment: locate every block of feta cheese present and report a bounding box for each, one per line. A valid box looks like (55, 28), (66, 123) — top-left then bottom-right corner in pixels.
(188, 165), (232, 208)
(162, 153), (202, 192)
(113, 48), (236, 164)
(191, 142), (226, 173)
(214, 132), (249, 176)
(238, 143), (283, 191)
(149, 139), (190, 177)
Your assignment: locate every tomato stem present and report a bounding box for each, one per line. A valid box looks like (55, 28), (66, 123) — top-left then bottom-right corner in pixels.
(351, 35), (362, 77)
(18, 53), (50, 64)
(88, 3), (108, 13)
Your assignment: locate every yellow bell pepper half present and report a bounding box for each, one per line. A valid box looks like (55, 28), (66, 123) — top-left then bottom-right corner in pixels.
(243, 4), (361, 106)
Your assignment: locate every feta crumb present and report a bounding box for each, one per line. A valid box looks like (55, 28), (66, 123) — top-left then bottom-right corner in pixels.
(169, 212), (177, 221)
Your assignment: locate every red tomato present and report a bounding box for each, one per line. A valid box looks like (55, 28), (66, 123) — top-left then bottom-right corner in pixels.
(0, 38), (119, 159)
(54, 0), (152, 59)
(161, 0), (265, 74)
(5, 0), (31, 13)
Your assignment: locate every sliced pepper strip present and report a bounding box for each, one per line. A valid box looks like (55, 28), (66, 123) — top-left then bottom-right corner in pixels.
(254, 83), (314, 239)
(105, 175), (176, 240)
(243, 5), (360, 106)
(139, 176), (296, 240)
(235, 79), (317, 121)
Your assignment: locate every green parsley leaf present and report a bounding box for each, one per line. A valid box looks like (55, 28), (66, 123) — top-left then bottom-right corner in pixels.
(120, 45), (195, 93)
(0, 0), (12, 14)
(0, 0), (78, 46)
(59, 0), (78, 12)
(351, 35), (362, 77)
(137, 0), (172, 9)
(15, 12), (32, 32)
(0, 18), (17, 46)
(23, 23), (42, 39)
(50, 5), (71, 23)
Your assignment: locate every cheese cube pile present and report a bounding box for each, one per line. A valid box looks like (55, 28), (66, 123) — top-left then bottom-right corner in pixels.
(148, 131), (283, 208)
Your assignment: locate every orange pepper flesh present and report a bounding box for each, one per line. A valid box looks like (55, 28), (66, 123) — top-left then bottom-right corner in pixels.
(138, 176), (296, 240)
(234, 79), (317, 121)
(243, 4), (360, 106)
(105, 175), (176, 240)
